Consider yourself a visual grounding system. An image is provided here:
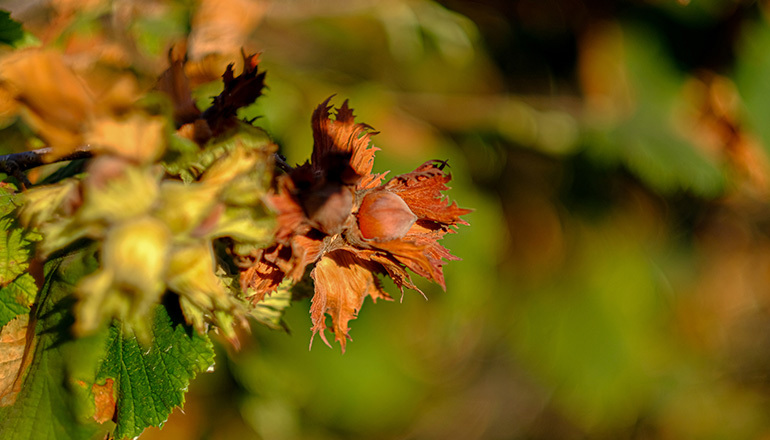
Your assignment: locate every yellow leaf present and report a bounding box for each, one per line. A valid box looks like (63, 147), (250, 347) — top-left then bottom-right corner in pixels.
(0, 49), (95, 157)
(87, 113), (166, 163)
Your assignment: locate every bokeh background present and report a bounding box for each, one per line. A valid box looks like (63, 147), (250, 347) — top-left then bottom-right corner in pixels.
(9, 0), (770, 438)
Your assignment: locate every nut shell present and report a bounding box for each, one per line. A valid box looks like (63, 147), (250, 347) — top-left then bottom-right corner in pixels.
(357, 191), (417, 241)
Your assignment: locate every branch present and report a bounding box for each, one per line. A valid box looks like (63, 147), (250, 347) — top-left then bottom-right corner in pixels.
(0, 146), (93, 187)
(274, 153), (294, 173)
(0, 145), (292, 186)
(0, 147), (93, 173)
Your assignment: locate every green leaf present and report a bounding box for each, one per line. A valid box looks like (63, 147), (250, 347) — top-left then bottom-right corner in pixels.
(0, 184), (41, 328)
(0, 185), (41, 287)
(163, 122), (275, 185)
(0, 183), (19, 217)
(96, 305), (215, 439)
(0, 10), (23, 46)
(0, 216), (39, 286)
(0, 248), (111, 440)
(0, 272), (36, 328)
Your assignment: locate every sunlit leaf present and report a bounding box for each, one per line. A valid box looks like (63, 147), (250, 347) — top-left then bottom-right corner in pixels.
(95, 305), (215, 439)
(0, 249), (111, 440)
(0, 185), (40, 287)
(0, 273), (36, 328)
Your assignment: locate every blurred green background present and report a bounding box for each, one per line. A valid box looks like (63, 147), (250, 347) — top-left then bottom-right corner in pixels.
(12, 0), (770, 438)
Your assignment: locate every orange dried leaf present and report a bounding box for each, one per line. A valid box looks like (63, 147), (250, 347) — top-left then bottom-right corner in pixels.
(91, 378), (116, 424)
(241, 236), (324, 301)
(359, 249), (422, 293)
(0, 315), (31, 407)
(311, 97), (383, 186)
(373, 235), (459, 290)
(385, 161), (472, 226)
(241, 244), (291, 301)
(188, 0), (267, 59)
(309, 251), (391, 352)
(185, 54), (231, 86)
(0, 49), (94, 157)
(266, 175), (313, 242)
(0, 85), (19, 126)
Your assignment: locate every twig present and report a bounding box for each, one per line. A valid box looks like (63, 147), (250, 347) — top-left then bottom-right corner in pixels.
(274, 153), (294, 173)
(0, 144), (293, 186)
(0, 146), (93, 187)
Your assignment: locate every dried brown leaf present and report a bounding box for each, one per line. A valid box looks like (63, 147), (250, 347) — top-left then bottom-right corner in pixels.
(91, 378), (116, 424)
(384, 161), (472, 226)
(311, 97), (383, 187)
(202, 51), (265, 134)
(309, 250), (391, 352)
(0, 315), (31, 407)
(157, 46), (201, 127)
(266, 175), (311, 243)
